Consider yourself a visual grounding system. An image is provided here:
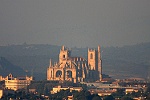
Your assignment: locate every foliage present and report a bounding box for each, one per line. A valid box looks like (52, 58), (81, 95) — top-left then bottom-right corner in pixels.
(28, 80), (86, 95)
(103, 95), (115, 100)
(92, 96), (102, 100)
(1, 90), (45, 100)
(121, 96), (133, 100)
(50, 89), (102, 100)
(111, 89), (125, 98)
(145, 84), (150, 99)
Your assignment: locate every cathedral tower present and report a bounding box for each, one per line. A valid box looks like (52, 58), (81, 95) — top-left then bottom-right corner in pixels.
(88, 46), (102, 81)
(59, 45), (71, 63)
(88, 49), (97, 70)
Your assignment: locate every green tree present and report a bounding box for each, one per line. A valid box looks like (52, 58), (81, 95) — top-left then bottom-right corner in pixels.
(121, 96), (133, 100)
(146, 94), (150, 100)
(104, 95), (115, 100)
(85, 91), (92, 100)
(92, 96), (102, 100)
(112, 89), (125, 98)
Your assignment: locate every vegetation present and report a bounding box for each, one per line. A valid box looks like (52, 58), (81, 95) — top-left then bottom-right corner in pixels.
(103, 95), (115, 100)
(1, 84), (150, 100)
(1, 91), (46, 100)
(50, 90), (102, 100)
(28, 80), (87, 95)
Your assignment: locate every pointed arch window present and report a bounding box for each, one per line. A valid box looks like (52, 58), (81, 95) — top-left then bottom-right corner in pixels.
(51, 71), (53, 77)
(56, 70), (62, 77)
(66, 70), (72, 78)
(63, 55), (65, 58)
(90, 53), (93, 59)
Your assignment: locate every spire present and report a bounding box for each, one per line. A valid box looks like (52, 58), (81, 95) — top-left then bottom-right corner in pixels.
(62, 45), (65, 50)
(98, 45), (102, 81)
(98, 45), (100, 50)
(49, 59), (52, 67)
(98, 45), (100, 54)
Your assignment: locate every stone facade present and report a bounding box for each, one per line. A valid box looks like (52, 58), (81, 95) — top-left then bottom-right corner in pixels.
(47, 45), (102, 83)
(0, 74), (33, 91)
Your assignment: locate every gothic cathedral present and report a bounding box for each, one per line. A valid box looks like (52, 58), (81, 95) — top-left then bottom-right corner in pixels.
(47, 45), (102, 83)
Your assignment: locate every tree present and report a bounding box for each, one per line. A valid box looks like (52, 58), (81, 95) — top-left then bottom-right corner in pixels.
(104, 95), (115, 100)
(92, 96), (102, 100)
(146, 94), (150, 100)
(112, 89), (125, 98)
(85, 91), (92, 100)
(121, 96), (133, 100)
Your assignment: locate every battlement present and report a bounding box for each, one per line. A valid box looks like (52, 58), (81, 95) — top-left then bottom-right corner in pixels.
(88, 48), (96, 52)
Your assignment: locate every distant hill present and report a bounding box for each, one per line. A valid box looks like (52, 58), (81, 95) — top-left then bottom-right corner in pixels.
(0, 42), (150, 80)
(102, 43), (150, 79)
(0, 57), (26, 77)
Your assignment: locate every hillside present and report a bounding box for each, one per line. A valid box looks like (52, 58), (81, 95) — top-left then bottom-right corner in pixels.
(0, 43), (150, 80)
(0, 57), (26, 77)
(102, 43), (150, 79)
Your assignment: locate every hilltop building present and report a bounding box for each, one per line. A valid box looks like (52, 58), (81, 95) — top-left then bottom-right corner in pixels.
(0, 74), (33, 91)
(47, 45), (102, 83)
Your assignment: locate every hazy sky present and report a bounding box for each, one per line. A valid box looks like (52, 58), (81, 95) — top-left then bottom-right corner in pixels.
(0, 0), (150, 47)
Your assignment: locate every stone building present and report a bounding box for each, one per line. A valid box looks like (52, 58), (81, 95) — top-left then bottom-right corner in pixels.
(47, 45), (102, 83)
(0, 74), (33, 91)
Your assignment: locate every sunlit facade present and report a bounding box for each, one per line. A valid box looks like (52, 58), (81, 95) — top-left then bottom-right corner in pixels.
(47, 45), (102, 83)
(0, 74), (33, 91)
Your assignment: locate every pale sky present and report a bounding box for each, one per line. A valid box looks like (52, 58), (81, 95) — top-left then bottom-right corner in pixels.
(0, 0), (150, 47)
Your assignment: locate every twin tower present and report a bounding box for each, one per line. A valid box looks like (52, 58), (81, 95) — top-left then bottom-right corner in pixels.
(47, 45), (102, 83)
(88, 46), (102, 81)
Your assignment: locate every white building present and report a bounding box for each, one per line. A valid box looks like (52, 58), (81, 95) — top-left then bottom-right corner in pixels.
(0, 89), (3, 99)
(0, 74), (33, 91)
(51, 85), (83, 94)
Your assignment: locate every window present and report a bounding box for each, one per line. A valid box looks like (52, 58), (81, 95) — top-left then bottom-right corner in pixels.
(56, 70), (62, 77)
(63, 55), (65, 58)
(67, 71), (72, 78)
(51, 71), (53, 77)
(90, 53), (93, 59)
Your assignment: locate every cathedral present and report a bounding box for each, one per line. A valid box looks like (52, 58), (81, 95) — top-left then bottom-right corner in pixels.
(47, 45), (102, 83)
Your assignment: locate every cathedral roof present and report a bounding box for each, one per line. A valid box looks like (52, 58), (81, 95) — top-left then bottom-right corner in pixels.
(55, 60), (77, 69)
(70, 57), (87, 62)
